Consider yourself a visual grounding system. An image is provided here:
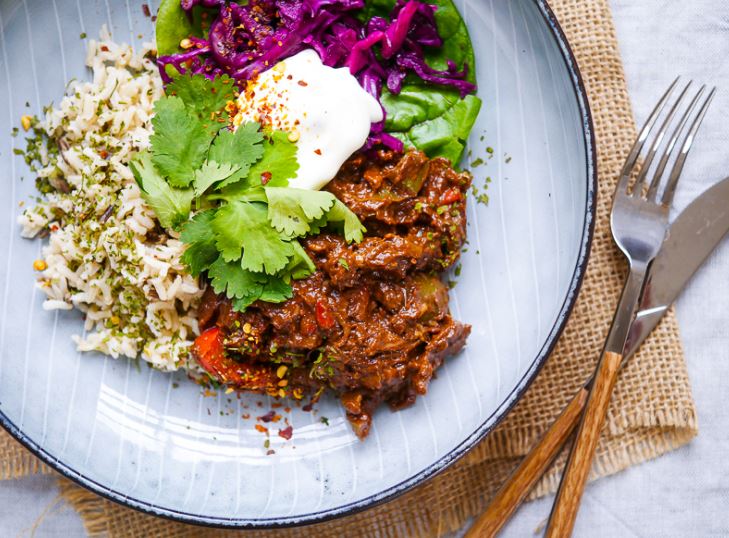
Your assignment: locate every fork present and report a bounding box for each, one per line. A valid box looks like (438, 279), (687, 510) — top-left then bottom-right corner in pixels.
(464, 78), (715, 538)
(544, 78), (715, 537)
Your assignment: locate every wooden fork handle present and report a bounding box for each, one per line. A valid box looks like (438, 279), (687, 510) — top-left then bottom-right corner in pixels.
(465, 387), (589, 538)
(545, 350), (623, 537)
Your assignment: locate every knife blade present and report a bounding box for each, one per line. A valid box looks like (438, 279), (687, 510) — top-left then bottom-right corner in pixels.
(470, 176), (729, 538)
(623, 175), (729, 359)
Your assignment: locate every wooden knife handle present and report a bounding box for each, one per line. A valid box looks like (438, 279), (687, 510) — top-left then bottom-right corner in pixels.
(465, 387), (589, 538)
(545, 350), (623, 537)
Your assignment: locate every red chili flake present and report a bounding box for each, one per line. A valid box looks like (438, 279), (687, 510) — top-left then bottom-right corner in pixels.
(141, 3), (151, 17)
(314, 148), (322, 155)
(266, 449), (276, 455)
(258, 410), (276, 422)
(254, 424), (269, 434)
(302, 403), (313, 412)
(315, 300), (335, 329)
(440, 188), (462, 205)
(260, 171), (272, 185)
(301, 315), (317, 335)
(278, 426), (293, 440)
(284, 407), (291, 413)
(242, 413), (250, 419)
(271, 403), (283, 409)
(100, 45), (109, 52)
(99, 149), (109, 160)
(297, 80), (308, 87)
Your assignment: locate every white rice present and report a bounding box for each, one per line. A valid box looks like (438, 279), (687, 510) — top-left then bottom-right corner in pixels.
(18, 28), (203, 371)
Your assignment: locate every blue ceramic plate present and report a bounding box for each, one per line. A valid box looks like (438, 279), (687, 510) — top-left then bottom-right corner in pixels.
(0, 0), (595, 527)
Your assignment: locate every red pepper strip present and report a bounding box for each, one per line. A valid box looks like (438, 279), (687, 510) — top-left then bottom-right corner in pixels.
(439, 188), (462, 205)
(315, 300), (336, 329)
(192, 327), (278, 390)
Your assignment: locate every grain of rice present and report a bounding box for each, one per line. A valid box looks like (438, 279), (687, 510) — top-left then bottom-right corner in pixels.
(18, 28), (203, 372)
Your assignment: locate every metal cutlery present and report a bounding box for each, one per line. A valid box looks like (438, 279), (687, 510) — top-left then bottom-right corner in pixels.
(465, 78), (717, 537)
(624, 175), (729, 359)
(465, 175), (729, 538)
(545, 79), (715, 537)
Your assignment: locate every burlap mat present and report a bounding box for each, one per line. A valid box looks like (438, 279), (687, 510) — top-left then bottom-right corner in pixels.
(0, 0), (698, 535)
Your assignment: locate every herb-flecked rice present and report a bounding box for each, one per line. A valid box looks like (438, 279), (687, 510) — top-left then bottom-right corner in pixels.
(17, 28), (203, 371)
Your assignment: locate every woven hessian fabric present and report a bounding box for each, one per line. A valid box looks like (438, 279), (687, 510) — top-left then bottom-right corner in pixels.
(0, 0), (698, 536)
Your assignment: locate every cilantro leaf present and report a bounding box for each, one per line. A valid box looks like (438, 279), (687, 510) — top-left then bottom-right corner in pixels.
(207, 182), (260, 201)
(247, 130), (299, 188)
(150, 96), (211, 188)
(193, 161), (240, 196)
(208, 184), (268, 205)
(208, 122), (265, 188)
(180, 210), (218, 275)
(325, 199), (367, 243)
(233, 295), (262, 312)
(166, 73), (237, 132)
(211, 201), (294, 273)
(259, 277), (293, 303)
(180, 209), (216, 244)
(208, 257), (264, 303)
(285, 240), (317, 280)
(264, 187), (336, 238)
(264, 187), (365, 243)
(130, 151), (193, 231)
(183, 242), (219, 277)
(207, 257), (293, 311)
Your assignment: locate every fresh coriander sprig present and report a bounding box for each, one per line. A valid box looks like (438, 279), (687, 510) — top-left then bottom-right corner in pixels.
(131, 73), (365, 312)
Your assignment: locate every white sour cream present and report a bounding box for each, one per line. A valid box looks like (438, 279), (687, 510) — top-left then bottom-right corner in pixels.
(233, 49), (383, 190)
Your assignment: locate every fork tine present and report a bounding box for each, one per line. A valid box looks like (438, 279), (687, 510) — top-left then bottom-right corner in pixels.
(631, 81), (692, 197)
(615, 77), (679, 195)
(659, 87), (716, 207)
(646, 85), (706, 200)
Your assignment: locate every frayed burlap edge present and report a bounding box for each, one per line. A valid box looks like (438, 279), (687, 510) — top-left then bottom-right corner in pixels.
(0, 434), (50, 480)
(0, 0), (699, 535)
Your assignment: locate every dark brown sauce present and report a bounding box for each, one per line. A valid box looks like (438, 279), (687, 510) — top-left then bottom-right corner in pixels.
(193, 149), (472, 438)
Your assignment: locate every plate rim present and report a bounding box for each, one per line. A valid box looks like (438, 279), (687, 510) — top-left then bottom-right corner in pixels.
(0, 0), (598, 528)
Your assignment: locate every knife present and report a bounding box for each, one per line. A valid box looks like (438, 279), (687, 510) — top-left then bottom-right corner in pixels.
(625, 175), (729, 358)
(466, 175), (729, 538)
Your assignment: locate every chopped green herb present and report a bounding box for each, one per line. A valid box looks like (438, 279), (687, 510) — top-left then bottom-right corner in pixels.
(338, 258), (350, 271)
(130, 73), (367, 313)
(320, 416), (329, 426)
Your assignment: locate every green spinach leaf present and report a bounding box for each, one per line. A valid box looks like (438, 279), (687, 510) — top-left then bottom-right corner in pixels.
(156, 0), (218, 56)
(359, 0), (481, 163)
(382, 86), (481, 164)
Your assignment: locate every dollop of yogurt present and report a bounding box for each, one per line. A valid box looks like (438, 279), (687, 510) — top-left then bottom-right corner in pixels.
(233, 49), (383, 190)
